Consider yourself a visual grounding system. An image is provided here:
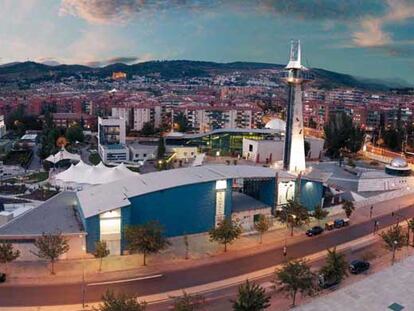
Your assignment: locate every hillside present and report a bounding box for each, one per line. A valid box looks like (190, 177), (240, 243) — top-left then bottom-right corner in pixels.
(0, 60), (408, 91)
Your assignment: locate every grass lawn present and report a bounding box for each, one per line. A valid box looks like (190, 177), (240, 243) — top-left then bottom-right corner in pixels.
(26, 171), (49, 182)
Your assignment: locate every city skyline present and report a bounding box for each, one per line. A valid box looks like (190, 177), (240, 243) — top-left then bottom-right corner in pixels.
(1, 0), (414, 84)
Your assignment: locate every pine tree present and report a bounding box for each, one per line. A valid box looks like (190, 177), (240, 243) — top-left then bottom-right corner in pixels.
(232, 280), (271, 311)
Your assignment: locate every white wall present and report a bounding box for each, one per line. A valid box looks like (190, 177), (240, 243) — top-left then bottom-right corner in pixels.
(166, 146), (198, 160)
(232, 208), (272, 232)
(305, 137), (324, 160)
(242, 138), (284, 163)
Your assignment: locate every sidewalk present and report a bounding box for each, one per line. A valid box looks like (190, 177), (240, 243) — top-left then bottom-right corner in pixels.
(5, 191), (414, 286)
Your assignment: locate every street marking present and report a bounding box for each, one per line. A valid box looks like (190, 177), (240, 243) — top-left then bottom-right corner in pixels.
(87, 274), (163, 286)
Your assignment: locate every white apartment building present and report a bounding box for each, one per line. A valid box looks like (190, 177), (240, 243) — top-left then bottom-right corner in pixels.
(98, 117), (129, 163)
(0, 115), (6, 138)
(132, 106), (161, 131)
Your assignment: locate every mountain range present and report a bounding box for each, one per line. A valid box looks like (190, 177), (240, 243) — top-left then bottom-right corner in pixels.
(0, 60), (410, 91)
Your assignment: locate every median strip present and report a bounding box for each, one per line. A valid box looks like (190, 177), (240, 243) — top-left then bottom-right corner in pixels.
(87, 274), (163, 286)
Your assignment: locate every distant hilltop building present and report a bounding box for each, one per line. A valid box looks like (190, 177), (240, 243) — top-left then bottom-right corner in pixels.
(112, 71), (127, 80)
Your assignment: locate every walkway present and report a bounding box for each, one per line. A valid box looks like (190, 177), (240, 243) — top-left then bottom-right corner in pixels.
(298, 255), (414, 311)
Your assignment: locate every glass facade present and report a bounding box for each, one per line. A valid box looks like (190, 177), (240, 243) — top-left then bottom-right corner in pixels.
(166, 131), (280, 156)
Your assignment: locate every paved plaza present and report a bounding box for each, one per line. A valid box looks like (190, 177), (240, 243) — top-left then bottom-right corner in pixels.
(298, 255), (414, 311)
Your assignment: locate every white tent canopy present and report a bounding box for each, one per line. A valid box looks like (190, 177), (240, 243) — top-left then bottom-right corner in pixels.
(54, 160), (138, 186)
(45, 147), (81, 164)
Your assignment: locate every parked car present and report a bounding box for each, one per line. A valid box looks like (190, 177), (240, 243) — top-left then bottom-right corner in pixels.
(0, 272), (6, 283)
(306, 226), (324, 237)
(334, 218), (350, 228)
(349, 260), (370, 274)
(318, 273), (339, 289)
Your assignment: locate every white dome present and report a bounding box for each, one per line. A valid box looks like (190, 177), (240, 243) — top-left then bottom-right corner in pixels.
(265, 118), (286, 132)
(390, 157), (408, 168)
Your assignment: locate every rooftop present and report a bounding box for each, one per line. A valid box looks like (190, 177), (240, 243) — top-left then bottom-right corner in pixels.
(77, 165), (295, 218)
(0, 192), (84, 237)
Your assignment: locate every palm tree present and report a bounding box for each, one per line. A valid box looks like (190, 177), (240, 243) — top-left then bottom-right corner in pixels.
(342, 200), (355, 218)
(232, 280), (271, 311)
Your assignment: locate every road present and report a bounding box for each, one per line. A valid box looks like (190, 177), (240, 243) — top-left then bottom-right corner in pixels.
(147, 240), (386, 311)
(1, 203), (414, 307)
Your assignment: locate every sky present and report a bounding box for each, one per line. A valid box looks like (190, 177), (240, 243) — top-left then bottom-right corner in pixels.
(1, 0), (414, 83)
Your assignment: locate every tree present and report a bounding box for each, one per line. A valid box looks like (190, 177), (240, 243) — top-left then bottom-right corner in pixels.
(157, 137), (166, 159)
(125, 222), (170, 266)
(94, 241), (110, 272)
(175, 112), (191, 132)
(140, 122), (156, 136)
(304, 140), (311, 157)
(232, 280), (271, 311)
(380, 224), (408, 265)
(324, 112), (365, 158)
(183, 235), (190, 260)
(319, 247), (348, 285)
(209, 218), (242, 252)
(32, 232), (70, 274)
(342, 200), (355, 218)
(254, 214), (272, 244)
(94, 290), (147, 311)
(66, 125), (84, 144)
(308, 118), (317, 129)
(274, 259), (316, 307)
(276, 200), (310, 236)
(0, 242), (20, 274)
(172, 290), (206, 311)
(408, 218), (414, 246)
(312, 205), (329, 225)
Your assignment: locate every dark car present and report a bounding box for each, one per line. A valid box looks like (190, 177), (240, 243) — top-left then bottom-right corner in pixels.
(306, 226), (324, 236)
(0, 273), (6, 283)
(318, 274), (339, 289)
(334, 218), (350, 228)
(349, 260), (370, 274)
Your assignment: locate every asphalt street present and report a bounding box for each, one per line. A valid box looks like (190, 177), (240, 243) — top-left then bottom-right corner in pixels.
(1, 203), (414, 307)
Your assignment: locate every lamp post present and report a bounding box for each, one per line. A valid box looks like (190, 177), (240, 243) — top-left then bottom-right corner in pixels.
(392, 240), (398, 265)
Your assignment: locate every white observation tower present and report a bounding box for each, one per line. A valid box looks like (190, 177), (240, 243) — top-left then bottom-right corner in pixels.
(282, 40), (313, 173)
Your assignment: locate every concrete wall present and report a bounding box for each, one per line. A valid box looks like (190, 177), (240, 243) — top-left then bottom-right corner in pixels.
(358, 175), (414, 192)
(305, 137), (324, 160)
(12, 235), (86, 261)
(242, 138), (284, 163)
(232, 207), (271, 232)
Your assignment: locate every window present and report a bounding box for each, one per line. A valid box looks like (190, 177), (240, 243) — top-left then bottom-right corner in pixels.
(249, 144), (253, 152)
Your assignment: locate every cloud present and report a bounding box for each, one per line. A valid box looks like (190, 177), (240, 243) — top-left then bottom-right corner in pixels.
(59, 0), (220, 24)
(84, 56), (139, 67)
(353, 18), (391, 47)
(352, 0), (414, 48)
(258, 0), (386, 21)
